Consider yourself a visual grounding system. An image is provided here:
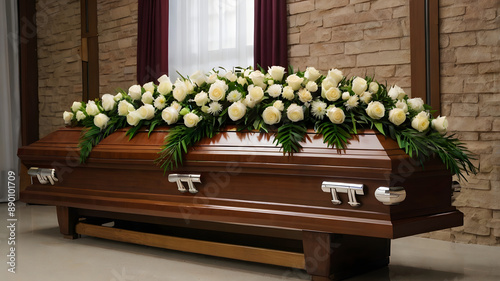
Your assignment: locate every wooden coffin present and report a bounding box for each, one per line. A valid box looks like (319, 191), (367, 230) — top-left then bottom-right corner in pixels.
(19, 127), (462, 280)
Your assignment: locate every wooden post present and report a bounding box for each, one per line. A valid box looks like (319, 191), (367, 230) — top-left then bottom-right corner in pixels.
(56, 206), (79, 239)
(303, 231), (390, 281)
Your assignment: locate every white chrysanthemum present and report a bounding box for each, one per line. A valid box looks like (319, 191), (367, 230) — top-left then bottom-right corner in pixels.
(311, 100), (327, 119)
(298, 88), (313, 103)
(344, 95), (359, 110)
(282, 86), (295, 100)
(154, 95), (167, 110)
(227, 90), (242, 102)
(207, 101), (223, 116)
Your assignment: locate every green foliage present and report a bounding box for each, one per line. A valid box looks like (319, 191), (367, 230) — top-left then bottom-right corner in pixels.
(315, 121), (353, 150)
(156, 122), (216, 172)
(273, 122), (308, 155)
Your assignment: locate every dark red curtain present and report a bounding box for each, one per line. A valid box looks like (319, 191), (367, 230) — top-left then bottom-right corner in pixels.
(254, 0), (288, 70)
(137, 0), (169, 84)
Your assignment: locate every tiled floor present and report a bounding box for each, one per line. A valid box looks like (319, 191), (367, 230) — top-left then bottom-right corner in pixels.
(0, 203), (499, 281)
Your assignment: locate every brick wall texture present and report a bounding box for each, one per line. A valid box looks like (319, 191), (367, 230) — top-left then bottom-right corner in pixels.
(37, 0), (499, 245)
(36, 0), (137, 138)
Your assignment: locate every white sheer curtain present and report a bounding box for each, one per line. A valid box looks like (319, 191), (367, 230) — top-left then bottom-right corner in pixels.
(168, 0), (254, 79)
(0, 0), (20, 202)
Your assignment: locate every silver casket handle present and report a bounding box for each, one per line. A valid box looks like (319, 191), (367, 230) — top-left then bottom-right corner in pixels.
(27, 167), (58, 185)
(374, 186), (406, 205)
(168, 174), (201, 194)
(321, 181), (364, 207)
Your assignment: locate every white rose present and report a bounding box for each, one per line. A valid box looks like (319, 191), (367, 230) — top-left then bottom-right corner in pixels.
(268, 66), (285, 81)
(360, 91), (372, 104)
(76, 110), (86, 121)
(158, 80), (173, 95)
(237, 77), (247, 86)
(194, 91), (209, 106)
(273, 100), (285, 111)
(323, 87), (341, 102)
(71, 101), (82, 112)
(326, 107), (345, 124)
(206, 72), (218, 84)
(432, 116), (448, 134)
(141, 91), (154, 104)
(412, 111), (430, 132)
(136, 104), (155, 120)
(266, 84), (283, 98)
(282, 86), (295, 100)
(287, 103), (304, 122)
(286, 74), (304, 91)
(262, 106), (282, 125)
(388, 85), (406, 100)
(154, 95), (167, 110)
(311, 100), (327, 119)
(244, 69), (252, 77)
(126, 111), (141, 126)
(227, 90), (242, 102)
(101, 94), (115, 111)
(407, 97), (425, 112)
(248, 85), (264, 102)
(161, 107), (179, 125)
(242, 95), (256, 108)
(208, 80), (228, 101)
(342, 92), (351, 100)
(345, 95), (359, 110)
(93, 113), (110, 130)
(228, 101), (247, 121)
(184, 112), (201, 128)
(352, 77), (368, 95)
(396, 100), (409, 113)
(249, 70), (266, 88)
(369, 82), (379, 94)
(224, 71), (237, 82)
(170, 101), (182, 112)
(157, 74), (170, 84)
(85, 100), (100, 116)
(128, 84), (142, 100)
(143, 82), (155, 93)
(298, 88), (313, 103)
(366, 101), (385, 119)
(173, 79), (188, 102)
(190, 70), (206, 86)
(321, 77), (335, 92)
(118, 100), (134, 116)
(184, 79), (194, 93)
(388, 108), (406, 126)
(304, 67), (321, 82)
(306, 81), (318, 92)
(63, 111), (74, 124)
(327, 68), (343, 86)
(114, 92), (123, 101)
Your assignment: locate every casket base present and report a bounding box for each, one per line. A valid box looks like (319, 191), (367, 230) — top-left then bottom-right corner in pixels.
(56, 206), (389, 281)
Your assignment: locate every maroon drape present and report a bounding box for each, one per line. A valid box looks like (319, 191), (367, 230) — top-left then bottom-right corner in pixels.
(137, 0), (169, 84)
(254, 0), (288, 70)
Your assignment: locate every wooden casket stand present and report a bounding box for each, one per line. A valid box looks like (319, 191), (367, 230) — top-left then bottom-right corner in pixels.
(19, 127), (462, 281)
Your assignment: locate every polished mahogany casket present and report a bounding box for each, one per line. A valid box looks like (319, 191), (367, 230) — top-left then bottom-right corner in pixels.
(19, 127), (462, 280)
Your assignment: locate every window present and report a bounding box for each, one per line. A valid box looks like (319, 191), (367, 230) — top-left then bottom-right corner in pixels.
(168, 0), (254, 79)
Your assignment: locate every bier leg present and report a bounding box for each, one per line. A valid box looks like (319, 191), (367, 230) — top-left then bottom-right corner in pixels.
(302, 231), (390, 281)
(56, 206), (79, 239)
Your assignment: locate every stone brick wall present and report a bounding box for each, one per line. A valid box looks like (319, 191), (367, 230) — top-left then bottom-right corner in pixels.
(288, 0), (412, 94)
(37, 0), (138, 138)
(37, 0), (82, 138)
(421, 0), (499, 245)
(97, 0), (138, 95)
